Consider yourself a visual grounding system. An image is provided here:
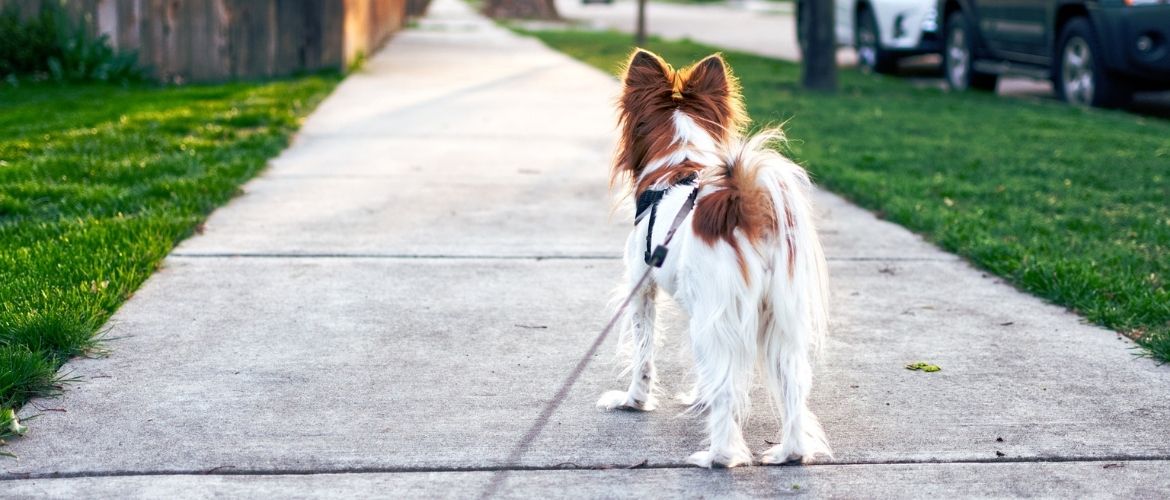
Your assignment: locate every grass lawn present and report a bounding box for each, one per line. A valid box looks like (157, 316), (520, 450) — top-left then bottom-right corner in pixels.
(518, 28), (1170, 362)
(0, 76), (339, 439)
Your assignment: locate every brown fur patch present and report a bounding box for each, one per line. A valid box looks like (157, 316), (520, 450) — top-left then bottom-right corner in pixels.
(614, 50), (749, 194)
(693, 166), (778, 284)
(692, 169), (778, 249)
(781, 187), (798, 279)
(635, 161), (704, 194)
(673, 55), (748, 143)
(614, 50), (679, 190)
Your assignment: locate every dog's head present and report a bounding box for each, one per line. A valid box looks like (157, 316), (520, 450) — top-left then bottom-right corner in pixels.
(614, 49), (747, 186)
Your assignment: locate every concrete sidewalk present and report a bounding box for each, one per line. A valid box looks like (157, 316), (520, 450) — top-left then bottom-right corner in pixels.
(5, 0), (1170, 497)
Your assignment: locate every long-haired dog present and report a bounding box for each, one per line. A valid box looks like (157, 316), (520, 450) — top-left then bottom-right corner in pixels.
(597, 49), (831, 468)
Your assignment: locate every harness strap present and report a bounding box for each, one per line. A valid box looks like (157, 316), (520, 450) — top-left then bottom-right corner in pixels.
(636, 172), (699, 266)
(645, 185), (700, 267)
(634, 172), (697, 224)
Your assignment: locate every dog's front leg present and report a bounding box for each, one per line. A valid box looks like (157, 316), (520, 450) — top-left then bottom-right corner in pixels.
(596, 279), (657, 411)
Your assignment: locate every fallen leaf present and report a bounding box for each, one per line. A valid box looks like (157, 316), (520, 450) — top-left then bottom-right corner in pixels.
(905, 362), (941, 372)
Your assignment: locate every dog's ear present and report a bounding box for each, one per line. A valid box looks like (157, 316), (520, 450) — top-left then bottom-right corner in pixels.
(623, 49), (671, 89)
(683, 53), (730, 96)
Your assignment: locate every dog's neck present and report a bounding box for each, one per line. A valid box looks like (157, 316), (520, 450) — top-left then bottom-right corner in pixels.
(634, 110), (721, 194)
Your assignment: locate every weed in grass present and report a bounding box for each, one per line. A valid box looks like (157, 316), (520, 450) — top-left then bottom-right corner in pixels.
(347, 50), (368, 74)
(519, 28), (1170, 362)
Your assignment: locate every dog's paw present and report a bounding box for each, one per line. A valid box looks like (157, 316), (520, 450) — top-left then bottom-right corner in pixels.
(686, 449), (751, 469)
(596, 390), (656, 411)
(759, 444), (803, 466)
(759, 443), (830, 465)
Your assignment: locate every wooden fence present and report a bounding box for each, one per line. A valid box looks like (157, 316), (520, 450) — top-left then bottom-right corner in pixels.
(1, 0), (410, 82)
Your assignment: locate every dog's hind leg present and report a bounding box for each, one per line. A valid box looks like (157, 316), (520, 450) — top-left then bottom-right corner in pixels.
(597, 279), (658, 411)
(758, 263), (832, 464)
(685, 300), (755, 468)
(758, 322), (829, 465)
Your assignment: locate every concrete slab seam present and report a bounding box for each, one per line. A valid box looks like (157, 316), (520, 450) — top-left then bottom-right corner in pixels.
(3, 456), (1169, 482)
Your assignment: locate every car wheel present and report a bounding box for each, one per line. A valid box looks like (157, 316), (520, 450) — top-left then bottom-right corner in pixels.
(944, 11), (997, 92)
(1054, 18), (1131, 108)
(856, 7), (896, 74)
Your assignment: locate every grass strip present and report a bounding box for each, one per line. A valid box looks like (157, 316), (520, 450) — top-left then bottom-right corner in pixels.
(0, 75), (340, 440)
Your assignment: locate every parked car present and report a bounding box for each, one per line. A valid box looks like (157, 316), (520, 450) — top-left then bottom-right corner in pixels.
(940, 0), (1170, 107)
(797, 0), (943, 73)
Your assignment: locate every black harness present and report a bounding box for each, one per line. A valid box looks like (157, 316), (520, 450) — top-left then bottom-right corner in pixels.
(634, 173), (698, 266)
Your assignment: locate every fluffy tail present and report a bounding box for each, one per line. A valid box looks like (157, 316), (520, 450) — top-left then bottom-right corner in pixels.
(713, 129), (832, 462)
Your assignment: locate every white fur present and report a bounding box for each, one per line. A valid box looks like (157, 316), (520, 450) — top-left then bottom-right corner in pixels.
(637, 111), (722, 189)
(598, 114), (832, 468)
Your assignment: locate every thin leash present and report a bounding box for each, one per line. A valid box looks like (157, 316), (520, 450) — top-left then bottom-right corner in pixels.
(597, 183), (701, 347)
(478, 185), (700, 499)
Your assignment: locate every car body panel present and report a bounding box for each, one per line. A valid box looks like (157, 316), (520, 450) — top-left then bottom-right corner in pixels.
(833, 0), (943, 52)
(1095, 4), (1170, 81)
(942, 0), (1170, 86)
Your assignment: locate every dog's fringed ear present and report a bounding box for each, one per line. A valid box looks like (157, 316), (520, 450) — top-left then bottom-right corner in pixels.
(683, 54), (731, 96)
(623, 49), (671, 89)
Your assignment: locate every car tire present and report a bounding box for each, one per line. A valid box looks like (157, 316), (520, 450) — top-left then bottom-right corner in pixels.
(856, 7), (896, 74)
(944, 11), (997, 92)
(1053, 18), (1131, 108)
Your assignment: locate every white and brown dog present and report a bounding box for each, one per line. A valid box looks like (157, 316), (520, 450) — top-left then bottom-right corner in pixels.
(597, 49), (832, 468)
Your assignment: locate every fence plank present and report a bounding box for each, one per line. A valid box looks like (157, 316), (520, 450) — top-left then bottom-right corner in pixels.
(0, 0), (407, 82)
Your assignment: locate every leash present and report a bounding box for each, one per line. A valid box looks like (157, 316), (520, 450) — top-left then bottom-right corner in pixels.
(604, 184), (700, 347)
(479, 185), (700, 499)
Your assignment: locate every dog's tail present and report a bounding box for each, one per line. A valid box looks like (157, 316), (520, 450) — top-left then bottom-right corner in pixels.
(708, 128), (832, 462)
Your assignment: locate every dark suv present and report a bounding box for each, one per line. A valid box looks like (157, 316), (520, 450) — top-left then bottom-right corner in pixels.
(940, 0), (1170, 107)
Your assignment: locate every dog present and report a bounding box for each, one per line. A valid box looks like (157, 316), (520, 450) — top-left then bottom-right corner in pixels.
(596, 49), (832, 468)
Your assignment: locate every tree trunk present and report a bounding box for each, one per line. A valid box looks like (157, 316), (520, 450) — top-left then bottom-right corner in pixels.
(800, 0), (836, 92)
(635, 0), (647, 46)
(482, 0), (559, 20)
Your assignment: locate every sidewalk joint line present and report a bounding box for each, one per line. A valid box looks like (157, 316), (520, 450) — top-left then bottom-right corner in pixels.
(169, 253), (622, 260)
(168, 253), (956, 262)
(3, 455), (1169, 482)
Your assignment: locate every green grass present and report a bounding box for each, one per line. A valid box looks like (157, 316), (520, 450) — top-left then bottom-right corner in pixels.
(0, 76), (339, 439)
(518, 28), (1170, 362)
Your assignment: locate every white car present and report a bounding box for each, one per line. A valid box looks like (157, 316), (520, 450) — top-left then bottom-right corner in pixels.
(797, 0), (941, 73)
